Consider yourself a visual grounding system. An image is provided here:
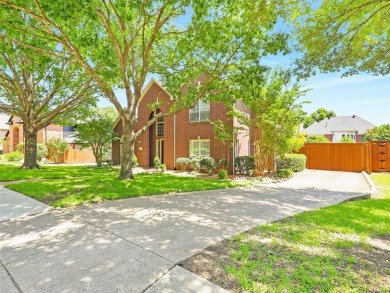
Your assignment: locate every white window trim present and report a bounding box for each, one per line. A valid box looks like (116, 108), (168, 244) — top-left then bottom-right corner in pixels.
(189, 139), (210, 158)
(189, 100), (210, 122)
(156, 117), (164, 136)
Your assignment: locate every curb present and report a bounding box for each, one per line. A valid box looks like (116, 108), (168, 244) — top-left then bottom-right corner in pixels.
(362, 171), (376, 197)
(341, 171), (375, 203)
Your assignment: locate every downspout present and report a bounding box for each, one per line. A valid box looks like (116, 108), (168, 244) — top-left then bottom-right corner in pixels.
(173, 114), (176, 169)
(232, 127), (235, 175)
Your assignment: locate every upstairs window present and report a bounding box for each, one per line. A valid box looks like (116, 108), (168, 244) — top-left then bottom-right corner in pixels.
(189, 101), (210, 122)
(156, 117), (164, 136)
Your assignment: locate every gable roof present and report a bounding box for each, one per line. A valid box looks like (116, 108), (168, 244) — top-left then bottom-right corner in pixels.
(304, 123), (333, 135)
(331, 122), (358, 132)
(112, 78), (172, 129)
(304, 115), (376, 135)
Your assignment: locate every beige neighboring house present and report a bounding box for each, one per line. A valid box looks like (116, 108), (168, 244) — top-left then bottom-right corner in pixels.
(303, 115), (376, 142)
(0, 114), (9, 154)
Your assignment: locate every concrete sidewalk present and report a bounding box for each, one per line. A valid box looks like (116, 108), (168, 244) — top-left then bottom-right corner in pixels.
(0, 170), (371, 292)
(0, 186), (51, 222)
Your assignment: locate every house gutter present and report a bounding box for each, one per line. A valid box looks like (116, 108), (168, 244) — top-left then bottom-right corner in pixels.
(232, 126), (235, 174)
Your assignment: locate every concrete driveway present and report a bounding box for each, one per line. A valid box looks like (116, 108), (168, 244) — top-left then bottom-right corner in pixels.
(0, 170), (370, 292)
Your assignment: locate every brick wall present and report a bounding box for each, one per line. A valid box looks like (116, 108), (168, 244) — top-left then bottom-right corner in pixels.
(356, 134), (363, 143)
(325, 134), (333, 142)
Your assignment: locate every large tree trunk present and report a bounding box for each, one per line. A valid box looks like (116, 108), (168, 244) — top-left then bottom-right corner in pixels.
(91, 145), (103, 167)
(21, 128), (40, 169)
(119, 122), (135, 180)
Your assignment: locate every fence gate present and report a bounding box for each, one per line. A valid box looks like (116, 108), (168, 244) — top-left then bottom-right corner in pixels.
(371, 141), (390, 172)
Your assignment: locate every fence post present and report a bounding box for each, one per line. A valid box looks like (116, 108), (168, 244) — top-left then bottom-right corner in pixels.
(367, 142), (372, 174)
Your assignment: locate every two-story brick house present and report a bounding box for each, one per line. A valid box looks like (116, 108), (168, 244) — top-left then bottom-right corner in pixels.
(112, 79), (252, 173)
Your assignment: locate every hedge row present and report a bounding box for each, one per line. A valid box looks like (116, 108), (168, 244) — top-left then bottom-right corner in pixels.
(276, 154), (307, 172)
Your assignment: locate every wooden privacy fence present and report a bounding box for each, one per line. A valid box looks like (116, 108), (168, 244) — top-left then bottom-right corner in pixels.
(299, 141), (390, 173)
(63, 148), (96, 164)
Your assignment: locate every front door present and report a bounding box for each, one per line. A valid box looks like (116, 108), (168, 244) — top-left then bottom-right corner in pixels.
(156, 139), (164, 164)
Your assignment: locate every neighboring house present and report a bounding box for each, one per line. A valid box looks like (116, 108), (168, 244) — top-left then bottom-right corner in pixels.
(112, 79), (252, 173)
(2, 116), (78, 154)
(303, 115), (376, 142)
(0, 114), (9, 153)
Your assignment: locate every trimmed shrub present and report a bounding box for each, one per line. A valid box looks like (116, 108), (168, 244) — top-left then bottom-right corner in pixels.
(154, 156), (161, 170)
(276, 154), (307, 172)
(176, 157), (190, 171)
(218, 169), (228, 179)
(189, 158), (200, 172)
(200, 157), (216, 175)
(306, 135), (329, 143)
(160, 164), (166, 172)
(235, 156), (255, 175)
(277, 168), (294, 178)
(46, 137), (69, 163)
(5, 151), (24, 162)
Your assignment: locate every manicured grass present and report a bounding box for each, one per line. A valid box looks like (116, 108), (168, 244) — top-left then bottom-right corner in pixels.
(4, 166), (246, 207)
(205, 173), (390, 292)
(0, 163), (113, 181)
(371, 172), (390, 199)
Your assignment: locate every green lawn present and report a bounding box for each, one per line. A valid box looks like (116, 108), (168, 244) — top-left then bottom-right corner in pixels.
(371, 172), (390, 199)
(1, 164), (246, 207)
(0, 164), (112, 181)
(202, 173), (390, 292)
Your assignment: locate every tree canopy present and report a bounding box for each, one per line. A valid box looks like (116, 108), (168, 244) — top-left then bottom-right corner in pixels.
(295, 0), (390, 77)
(0, 0), (291, 178)
(0, 34), (97, 168)
(363, 124), (390, 141)
(303, 108), (336, 128)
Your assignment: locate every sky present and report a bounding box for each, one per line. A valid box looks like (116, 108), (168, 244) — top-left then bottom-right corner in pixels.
(262, 55), (390, 126)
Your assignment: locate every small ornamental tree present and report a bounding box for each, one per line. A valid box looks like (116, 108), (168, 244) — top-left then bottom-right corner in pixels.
(210, 112), (241, 167)
(230, 66), (306, 172)
(46, 137), (69, 164)
(73, 107), (117, 167)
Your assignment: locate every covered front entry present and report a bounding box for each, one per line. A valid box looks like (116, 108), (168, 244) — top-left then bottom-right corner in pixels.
(149, 112), (164, 167)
